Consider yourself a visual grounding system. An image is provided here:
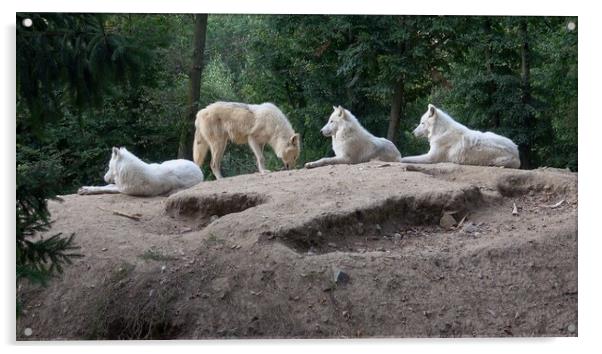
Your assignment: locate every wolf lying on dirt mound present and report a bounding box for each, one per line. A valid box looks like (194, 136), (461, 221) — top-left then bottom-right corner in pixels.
(78, 147), (203, 196)
(193, 101), (301, 179)
(401, 104), (521, 168)
(305, 105), (402, 169)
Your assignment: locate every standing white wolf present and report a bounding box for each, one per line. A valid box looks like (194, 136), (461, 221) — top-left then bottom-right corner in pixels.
(78, 147), (204, 196)
(401, 104), (520, 168)
(305, 105), (402, 169)
(193, 101), (301, 179)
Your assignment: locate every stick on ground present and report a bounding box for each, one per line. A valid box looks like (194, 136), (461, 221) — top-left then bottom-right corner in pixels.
(97, 206), (142, 221)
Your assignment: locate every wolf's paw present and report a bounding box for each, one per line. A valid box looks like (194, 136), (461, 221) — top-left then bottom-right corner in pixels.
(304, 162), (316, 169)
(259, 169), (271, 174)
(77, 187), (91, 195)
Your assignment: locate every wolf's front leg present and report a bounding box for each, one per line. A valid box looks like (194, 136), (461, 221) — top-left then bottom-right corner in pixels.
(248, 137), (271, 174)
(78, 184), (121, 195)
(400, 153), (437, 164)
(304, 156), (351, 169)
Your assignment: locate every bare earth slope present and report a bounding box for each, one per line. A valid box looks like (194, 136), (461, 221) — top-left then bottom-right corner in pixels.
(17, 162), (577, 339)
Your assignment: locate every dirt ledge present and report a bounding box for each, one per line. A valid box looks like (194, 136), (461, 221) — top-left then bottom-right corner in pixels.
(17, 162), (578, 339)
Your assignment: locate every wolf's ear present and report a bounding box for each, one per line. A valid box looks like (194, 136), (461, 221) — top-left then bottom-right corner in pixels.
(428, 104), (437, 118)
(111, 147), (121, 160)
(332, 105), (338, 111)
(290, 133), (300, 146)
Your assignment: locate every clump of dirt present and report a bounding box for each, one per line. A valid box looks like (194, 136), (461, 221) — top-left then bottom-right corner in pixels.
(495, 168), (577, 198)
(16, 162), (577, 340)
(166, 192), (267, 219)
(271, 185), (483, 254)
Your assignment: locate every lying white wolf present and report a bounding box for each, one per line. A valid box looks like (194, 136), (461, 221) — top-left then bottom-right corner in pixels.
(401, 104), (521, 168)
(78, 147), (204, 196)
(194, 101), (301, 179)
(305, 105), (402, 169)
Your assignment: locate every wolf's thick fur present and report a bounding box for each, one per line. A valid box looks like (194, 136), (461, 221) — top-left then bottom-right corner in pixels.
(193, 101), (301, 179)
(305, 106), (402, 169)
(401, 104), (520, 168)
(78, 147), (203, 196)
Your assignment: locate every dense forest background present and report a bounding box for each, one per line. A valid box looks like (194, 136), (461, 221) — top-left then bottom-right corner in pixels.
(17, 14), (578, 188)
(16, 14), (577, 295)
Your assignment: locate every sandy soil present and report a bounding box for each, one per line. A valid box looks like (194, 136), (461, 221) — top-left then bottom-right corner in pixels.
(16, 162), (577, 339)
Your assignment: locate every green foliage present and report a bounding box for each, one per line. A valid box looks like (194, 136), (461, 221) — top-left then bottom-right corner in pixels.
(17, 14), (191, 191)
(16, 12), (578, 187)
(15, 13), (149, 315)
(16, 13), (147, 130)
(16, 144), (82, 313)
(432, 17), (577, 170)
(531, 18), (578, 170)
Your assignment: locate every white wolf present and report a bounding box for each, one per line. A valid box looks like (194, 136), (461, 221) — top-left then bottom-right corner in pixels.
(305, 105), (402, 169)
(401, 104), (520, 168)
(78, 147), (204, 196)
(193, 101), (301, 179)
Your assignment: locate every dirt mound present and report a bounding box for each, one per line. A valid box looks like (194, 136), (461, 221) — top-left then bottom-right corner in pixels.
(16, 162), (577, 339)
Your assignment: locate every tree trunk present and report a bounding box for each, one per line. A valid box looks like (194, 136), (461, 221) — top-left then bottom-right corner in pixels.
(483, 18), (500, 129)
(386, 77), (404, 144)
(519, 19), (534, 169)
(178, 14), (208, 159)
(387, 18), (407, 145)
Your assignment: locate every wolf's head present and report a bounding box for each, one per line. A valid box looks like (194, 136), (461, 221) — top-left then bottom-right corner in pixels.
(320, 105), (350, 137)
(279, 134), (301, 170)
(104, 146), (124, 183)
(413, 104), (440, 139)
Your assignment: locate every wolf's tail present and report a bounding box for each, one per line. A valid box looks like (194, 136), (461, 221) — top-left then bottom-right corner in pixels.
(193, 125), (209, 167)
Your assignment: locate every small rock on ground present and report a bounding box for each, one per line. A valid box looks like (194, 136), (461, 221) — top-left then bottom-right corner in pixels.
(440, 213), (456, 229)
(462, 222), (478, 234)
(333, 269), (350, 285)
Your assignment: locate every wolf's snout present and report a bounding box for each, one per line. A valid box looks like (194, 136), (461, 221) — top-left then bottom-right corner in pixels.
(413, 126), (422, 137)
